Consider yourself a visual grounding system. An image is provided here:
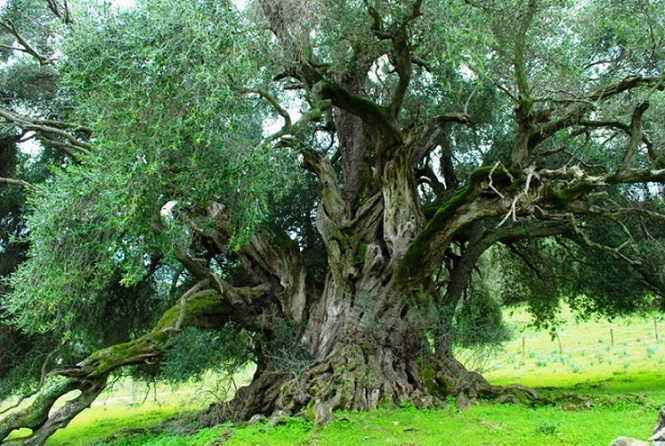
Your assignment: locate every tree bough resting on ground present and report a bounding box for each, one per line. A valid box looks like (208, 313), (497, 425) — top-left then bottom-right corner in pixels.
(1, 0), (665, 443)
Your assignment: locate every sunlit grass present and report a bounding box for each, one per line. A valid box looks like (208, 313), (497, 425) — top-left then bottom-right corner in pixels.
(479, 307), (665, 389)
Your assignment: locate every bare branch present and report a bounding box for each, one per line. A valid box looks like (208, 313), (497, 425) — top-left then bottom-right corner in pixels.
(0, 107), (91, 158)
(531, 75), (663, 148)
(46, 0), (73, 24)
(302, 149), (347, 223)
(498, 165), (534, 226)
(0, 19), (51, 65)
(0, 176), (36, 189)
(567, 214), (640, 266)
(410, 111), (471, 165)
(240, 88), (292, 128)
(174, 279), (211, 330)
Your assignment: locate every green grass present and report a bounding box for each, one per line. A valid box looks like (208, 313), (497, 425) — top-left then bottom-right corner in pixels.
(95, 396), (657, 446)
(479, 307), (665, 388)
(5, 309), (665, 445)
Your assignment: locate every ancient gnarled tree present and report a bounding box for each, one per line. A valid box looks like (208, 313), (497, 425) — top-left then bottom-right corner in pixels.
(1, 0), (665, 444)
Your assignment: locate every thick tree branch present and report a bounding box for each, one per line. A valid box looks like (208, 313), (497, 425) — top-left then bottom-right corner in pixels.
(361, 0), (422, 117)
(620, 101), (649, 171)
(0, 177), (35, 189)
(393, 183), (496, 289)
(510, 0), (537, 167)
(388, 0), (422, 117)
(410, 111), (472, 166)
(0, 290), (232, 444)
(444, 221), (569, 309)
(186, 203), (311, 324)
(395, 158), (665, 292)
(302, 149), (347, 224)
(242, 225), (311, 323)
(530, 75), (663, 147)
(541, 165), (665, 186)
(317, 80), (402, 151)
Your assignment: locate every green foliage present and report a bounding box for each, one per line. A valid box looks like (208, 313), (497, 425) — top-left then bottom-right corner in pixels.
(161, 326), (253, 384)
(261, 317), (312, 374)
(63, 0), (299, 244)
(453, 286), (511, 347)
(4, 0), (304, 335)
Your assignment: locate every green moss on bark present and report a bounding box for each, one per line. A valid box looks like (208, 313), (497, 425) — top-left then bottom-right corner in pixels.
(394, 185), (472, 283)
(548, 183), (596, 206)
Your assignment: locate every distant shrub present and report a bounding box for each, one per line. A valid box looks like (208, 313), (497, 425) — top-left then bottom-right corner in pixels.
(454, 289), (512, 347)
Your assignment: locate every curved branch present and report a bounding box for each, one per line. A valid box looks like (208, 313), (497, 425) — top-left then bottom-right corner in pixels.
(188, 203), (312, 324)
(316, 80), (402, 151)
(530, 75), (663, 148)
(241, 88), (292, 128)
(302, 149), (347, 224)
(242, 225), (312, 323)
(0, 108), (91, 159)
(393, 180), (499, 289)
(444, 221), (569, 308)
(620, 101), (649, 171)
(410, 111), (472, 166)
(46, 0), (73, 24)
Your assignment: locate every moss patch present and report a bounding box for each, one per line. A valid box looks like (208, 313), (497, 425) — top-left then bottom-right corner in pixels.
(394, 185), (473, 284)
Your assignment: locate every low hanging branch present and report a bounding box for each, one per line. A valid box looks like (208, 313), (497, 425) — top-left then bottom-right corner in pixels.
(0, 289), (232, 445)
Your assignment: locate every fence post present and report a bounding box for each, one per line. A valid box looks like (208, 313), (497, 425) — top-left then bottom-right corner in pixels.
(610, 327), (614, 347)
(522, 336), (526, 357)
(655, 318), (659, 343)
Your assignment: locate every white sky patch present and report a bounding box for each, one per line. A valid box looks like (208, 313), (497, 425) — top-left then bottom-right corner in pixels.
(231, 0), (250, 11)
(112, 0), (136, 10)
(261, 89), (304, 137)
(368, 54), (391, 84)
(17, 132), (44, 159)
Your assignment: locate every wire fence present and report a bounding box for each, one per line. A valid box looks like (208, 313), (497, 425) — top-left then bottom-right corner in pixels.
(518, 318), (660, 356)
(457, 316), (665, 376)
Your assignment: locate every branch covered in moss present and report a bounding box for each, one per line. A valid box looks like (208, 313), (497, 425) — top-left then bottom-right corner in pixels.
(0, 290), (231, 445)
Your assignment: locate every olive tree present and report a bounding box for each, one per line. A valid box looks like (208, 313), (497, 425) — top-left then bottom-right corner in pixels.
(2, 0), (665, 444)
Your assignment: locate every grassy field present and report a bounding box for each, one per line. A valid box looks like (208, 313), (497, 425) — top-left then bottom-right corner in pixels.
(5, 308), (665, 445)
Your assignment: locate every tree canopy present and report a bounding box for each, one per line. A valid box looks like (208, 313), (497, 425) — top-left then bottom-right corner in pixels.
(1, 0), (664, 443)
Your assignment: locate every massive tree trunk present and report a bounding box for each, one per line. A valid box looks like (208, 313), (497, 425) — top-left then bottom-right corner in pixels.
(195, 149), (517, 427)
